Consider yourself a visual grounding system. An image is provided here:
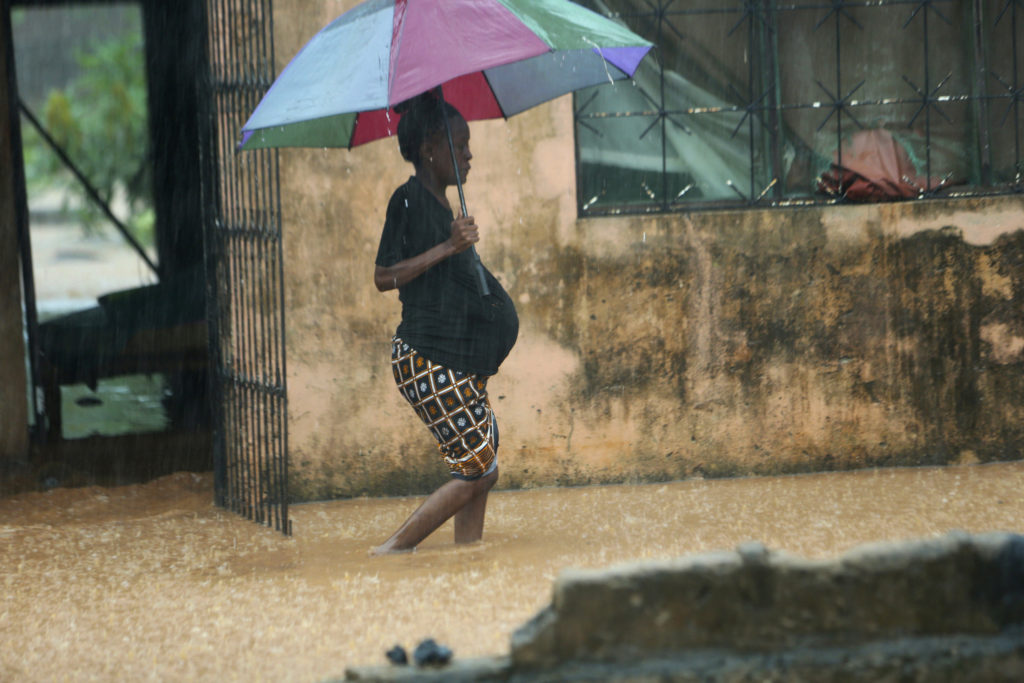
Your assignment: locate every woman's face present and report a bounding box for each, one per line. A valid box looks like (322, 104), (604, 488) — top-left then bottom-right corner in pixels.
(422, 116), (471, 186)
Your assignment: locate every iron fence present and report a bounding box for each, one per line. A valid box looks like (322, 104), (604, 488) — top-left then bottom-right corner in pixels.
(203, 0), (290, 534)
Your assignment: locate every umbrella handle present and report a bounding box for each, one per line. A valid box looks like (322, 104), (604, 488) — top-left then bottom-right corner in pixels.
(438, 88), (491, 298)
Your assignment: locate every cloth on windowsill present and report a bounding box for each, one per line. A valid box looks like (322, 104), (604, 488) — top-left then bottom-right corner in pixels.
(818, 128), (962, 201)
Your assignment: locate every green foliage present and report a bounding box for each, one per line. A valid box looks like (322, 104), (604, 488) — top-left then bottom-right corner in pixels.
(25, 29), (153, 245)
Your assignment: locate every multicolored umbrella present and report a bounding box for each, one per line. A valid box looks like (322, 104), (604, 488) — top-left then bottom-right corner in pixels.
(238, 0), (652, 150)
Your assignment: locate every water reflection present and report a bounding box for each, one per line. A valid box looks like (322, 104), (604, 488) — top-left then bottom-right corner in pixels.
(60, 373), (169, 439)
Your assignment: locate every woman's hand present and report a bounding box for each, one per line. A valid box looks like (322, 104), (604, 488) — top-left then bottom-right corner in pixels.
(374, 215), (481, 292)
(448, 214), (480, 254)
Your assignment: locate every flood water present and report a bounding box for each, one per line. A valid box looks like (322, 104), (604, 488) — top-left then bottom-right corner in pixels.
(2, 461), (1022, 681)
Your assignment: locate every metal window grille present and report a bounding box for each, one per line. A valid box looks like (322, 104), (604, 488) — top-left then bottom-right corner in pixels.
(576, 0), (1024, 215)
(203, 0), (290, 534)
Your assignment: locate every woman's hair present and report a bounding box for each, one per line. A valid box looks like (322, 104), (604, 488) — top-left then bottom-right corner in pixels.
(394, 92), (463, 167)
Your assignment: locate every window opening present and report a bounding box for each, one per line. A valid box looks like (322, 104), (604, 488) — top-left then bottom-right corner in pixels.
(576, 0), (1024, 215)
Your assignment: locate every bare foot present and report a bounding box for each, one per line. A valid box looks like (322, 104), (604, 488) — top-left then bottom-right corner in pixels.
(368, 542), (415, 557)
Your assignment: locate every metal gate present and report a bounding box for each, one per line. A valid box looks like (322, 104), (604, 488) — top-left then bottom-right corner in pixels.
(202, 0), (290, 534)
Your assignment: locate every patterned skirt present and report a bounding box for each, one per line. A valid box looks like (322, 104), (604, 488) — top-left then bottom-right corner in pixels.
(391, 337), (498, 480)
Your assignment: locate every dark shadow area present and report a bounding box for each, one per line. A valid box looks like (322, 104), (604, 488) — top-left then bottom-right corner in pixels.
(4, 0), (214, 496)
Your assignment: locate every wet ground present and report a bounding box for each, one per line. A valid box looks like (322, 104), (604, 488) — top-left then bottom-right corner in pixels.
(2, 461), (1023, 682)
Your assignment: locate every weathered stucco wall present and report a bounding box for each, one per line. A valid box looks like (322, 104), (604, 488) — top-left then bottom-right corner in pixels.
(275, 2), (1024, 501)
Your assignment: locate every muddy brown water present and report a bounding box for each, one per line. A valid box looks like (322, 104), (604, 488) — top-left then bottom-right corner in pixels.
(2, 462), (1022, 682)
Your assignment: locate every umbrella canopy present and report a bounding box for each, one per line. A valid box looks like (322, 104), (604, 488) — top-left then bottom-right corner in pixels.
(239, 0), (651, 150)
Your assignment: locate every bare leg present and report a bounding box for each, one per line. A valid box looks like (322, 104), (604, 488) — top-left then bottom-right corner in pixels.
(453, 472), (496, 543)
(371, 467), (499, 555)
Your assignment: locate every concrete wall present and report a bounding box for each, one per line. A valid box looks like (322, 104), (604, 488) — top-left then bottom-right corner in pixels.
(275, 2), (1024, 501)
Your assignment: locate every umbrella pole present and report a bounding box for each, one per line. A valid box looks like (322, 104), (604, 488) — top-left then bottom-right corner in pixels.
(437, 87), (490, 297)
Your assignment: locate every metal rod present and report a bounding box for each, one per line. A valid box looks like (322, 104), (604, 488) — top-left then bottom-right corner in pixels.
(253, 0), (274, 532)
(969, 0), (991, 185)
(244, 1), (263, 525)
(18, 99), (159, 277)
(437, 86), (490, 297)
(658, 1), (668, 212)
(227, 0), (252, 520)
(201, 0), (289, 534)
(271, 38), (291, 535)
(764, 0), (783, 200)
(200, 0), (228, 507)
(260, 0), (286, 530)
(271, 89), (290, 534)
(5, 12), (45, 439)
(1012, 0), (1021, 177)
(923, 3), (933, 190)
(834, 5), (844, 197)
(746, 3), (757, 204)
(238, 1), (262, 523)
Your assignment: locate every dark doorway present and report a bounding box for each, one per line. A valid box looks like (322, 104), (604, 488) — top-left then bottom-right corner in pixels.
(6, 0), (289, 534)
(9, 0), (213, 483)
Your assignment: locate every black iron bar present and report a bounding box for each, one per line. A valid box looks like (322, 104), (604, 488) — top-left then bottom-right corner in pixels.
(221, 3), (241, 517)
(269, 245), (285, 530)
(268, 2), (290, 531)
(233, 232), (249, 520)
(245, 241), (260, 525)
(261, 238), (275, 528)
(256, 168), (274, 522)
(970, 0), (992, 185)
(923, 3), (933, 190)
(239, 3), (260, 523)
(241, 227), (256, 522)
(834, 4), (845, 197)
(658, 1), (668, 211)
(576, 89), (980, 121)
(18, 100), (159, 276)
(200, 0), (227, 506)
(218, 0), (239, 518)
(243, 4), (263, 526)
(209, 0), (233, 511)
(218, 0), (242, 518)
(6, 20), (45, 437)
(765, 0), (784, 200)
(256, 231), (271, 528)
(746, 4), (758, 205)
(229, 0), (253, 522)
(1011, 0), (1021, 180)
(256, 232), (270, 527)
(256, 0), (277, 531)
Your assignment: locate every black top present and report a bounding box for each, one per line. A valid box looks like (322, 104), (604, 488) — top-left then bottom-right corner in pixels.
(375, 177), (519, 376)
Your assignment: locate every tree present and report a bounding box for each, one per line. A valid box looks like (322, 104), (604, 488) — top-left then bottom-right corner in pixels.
(28, 28), (153, 245)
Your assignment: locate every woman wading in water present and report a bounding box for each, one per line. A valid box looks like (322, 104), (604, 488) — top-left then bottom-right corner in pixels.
(371, 93), (518, 555)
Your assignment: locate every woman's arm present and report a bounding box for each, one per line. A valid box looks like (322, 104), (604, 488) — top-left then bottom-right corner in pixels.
(374, 215), (479, 292)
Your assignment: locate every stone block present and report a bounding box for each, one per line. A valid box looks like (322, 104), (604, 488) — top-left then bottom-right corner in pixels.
(344, 532), (1024, 681)
(510, 532), (1024, 666)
